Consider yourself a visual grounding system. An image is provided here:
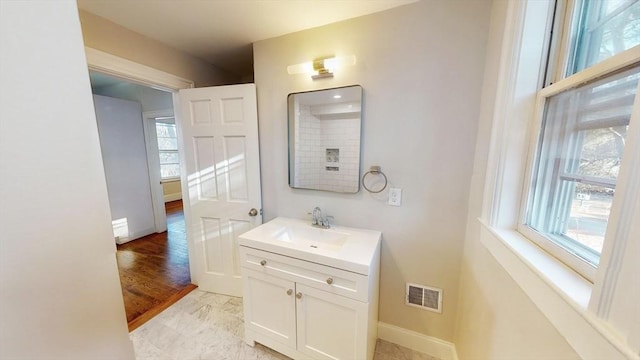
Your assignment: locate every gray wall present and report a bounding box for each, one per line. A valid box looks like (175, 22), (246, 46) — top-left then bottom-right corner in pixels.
(94, 94), (156, 243)
(0, 2), (134, 357)
(253, 0), (492, 341)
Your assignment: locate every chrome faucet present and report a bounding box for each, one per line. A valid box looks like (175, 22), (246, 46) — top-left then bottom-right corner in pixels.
(311, 207), (333, 228)
(312, 207), (323, 226)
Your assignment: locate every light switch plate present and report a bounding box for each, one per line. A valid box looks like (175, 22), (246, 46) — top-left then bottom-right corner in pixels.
(388, 188), (402, 206)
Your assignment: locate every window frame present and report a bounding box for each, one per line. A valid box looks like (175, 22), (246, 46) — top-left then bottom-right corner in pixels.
(517, 0), (640, 281)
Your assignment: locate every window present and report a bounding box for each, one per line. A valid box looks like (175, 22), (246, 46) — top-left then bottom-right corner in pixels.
(522, 0), (640, 279)
(567, 0), (640, 75)
(155, 120), (180, 180)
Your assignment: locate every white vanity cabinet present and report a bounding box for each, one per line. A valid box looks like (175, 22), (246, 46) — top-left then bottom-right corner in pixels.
(239, 244), (380, 360)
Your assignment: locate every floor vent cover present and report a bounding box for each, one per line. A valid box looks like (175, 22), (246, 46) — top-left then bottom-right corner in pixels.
(406, 283), (442, 313)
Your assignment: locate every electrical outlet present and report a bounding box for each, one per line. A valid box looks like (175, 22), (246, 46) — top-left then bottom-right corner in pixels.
(388, 188), (402, 206)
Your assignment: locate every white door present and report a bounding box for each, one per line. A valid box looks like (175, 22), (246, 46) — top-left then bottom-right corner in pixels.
(178, 83), (262, 296)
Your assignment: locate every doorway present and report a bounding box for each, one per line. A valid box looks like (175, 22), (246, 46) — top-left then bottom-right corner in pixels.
(89, 70), (194, 330)
(86, 48), (263, 324)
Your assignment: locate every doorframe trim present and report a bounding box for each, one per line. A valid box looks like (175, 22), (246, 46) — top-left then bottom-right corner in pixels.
(85, 47), (195, 91)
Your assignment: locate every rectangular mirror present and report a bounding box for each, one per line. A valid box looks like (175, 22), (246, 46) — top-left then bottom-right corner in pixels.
(288, 85), (363, 193)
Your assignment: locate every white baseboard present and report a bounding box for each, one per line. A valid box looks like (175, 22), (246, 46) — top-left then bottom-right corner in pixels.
(164, 193), (182, 202)
(115, 227), (156, 244)
(378, 322), (458, 360)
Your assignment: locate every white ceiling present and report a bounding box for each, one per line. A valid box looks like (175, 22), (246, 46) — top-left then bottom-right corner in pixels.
(77, 0), (417, 78)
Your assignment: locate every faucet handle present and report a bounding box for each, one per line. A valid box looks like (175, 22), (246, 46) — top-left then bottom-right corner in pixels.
(322, 215), (334, 228)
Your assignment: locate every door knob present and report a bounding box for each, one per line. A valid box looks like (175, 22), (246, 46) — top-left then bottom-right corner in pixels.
(326, 277), (333, 285)
(296, 292), (303, 299)
(287, 289), (293, 296)
(260, 260), (267, 266)
(248, 208), (258, 216)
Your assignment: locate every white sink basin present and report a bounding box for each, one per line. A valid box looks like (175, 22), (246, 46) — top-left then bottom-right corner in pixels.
(238, 217), (381, 275)
(272, 224), (349, 251)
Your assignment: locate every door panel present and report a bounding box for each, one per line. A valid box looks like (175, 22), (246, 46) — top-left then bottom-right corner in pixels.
(224, 136), (249, 202)
(178, 84), (262, 296)
(200, 217), (223, 273)
(193, 136), (218, 200)
(228, 220), (251, 276)
(243, 269), (297, 348)
(296, 284), (368, 360)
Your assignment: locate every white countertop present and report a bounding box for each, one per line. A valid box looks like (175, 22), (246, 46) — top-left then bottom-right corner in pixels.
(238, 217), (381, 275)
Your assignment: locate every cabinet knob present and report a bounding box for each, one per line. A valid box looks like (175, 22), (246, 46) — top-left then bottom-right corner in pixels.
(326, 277), (334, 285)
(260, 260), (267, 266)
(287, 289), (293, 296)
(296, 292), (303, 299)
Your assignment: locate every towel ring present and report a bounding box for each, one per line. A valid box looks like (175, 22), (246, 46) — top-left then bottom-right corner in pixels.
(362, 166), (388, 193)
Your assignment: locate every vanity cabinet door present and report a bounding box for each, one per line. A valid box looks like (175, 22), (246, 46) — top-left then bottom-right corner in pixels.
(295, 284), (369, 360)
(243, 269), (297, 348)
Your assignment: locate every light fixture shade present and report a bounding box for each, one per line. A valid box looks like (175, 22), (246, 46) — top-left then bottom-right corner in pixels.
(324, 55), (356, 72)
(287, 61), (313, 75)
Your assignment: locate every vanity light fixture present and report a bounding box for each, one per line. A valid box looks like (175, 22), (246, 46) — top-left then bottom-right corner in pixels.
(287, 55), (356, 80)
(333, 95), (342, 99)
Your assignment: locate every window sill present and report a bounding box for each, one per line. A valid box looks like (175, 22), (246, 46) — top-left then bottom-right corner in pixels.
(477, 218), (635, 359)
(161, 177), (181, 183)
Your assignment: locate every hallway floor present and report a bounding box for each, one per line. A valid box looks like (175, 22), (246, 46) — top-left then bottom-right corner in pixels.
(116, 200), (193, 330)
(131, 289), (440, 360)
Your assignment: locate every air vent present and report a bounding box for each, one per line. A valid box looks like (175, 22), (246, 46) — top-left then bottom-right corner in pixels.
(406, 283), (442, 313)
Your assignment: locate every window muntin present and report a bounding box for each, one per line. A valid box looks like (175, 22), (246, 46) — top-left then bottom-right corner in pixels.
(567, 0), (640, 75)
(155, 121), (180, 180)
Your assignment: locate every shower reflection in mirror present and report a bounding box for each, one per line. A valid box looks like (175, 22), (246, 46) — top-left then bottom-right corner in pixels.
(288, 85), (363, 193)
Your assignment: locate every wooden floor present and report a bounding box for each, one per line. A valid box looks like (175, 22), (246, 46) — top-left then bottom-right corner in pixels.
(116, 200), (195, 331)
